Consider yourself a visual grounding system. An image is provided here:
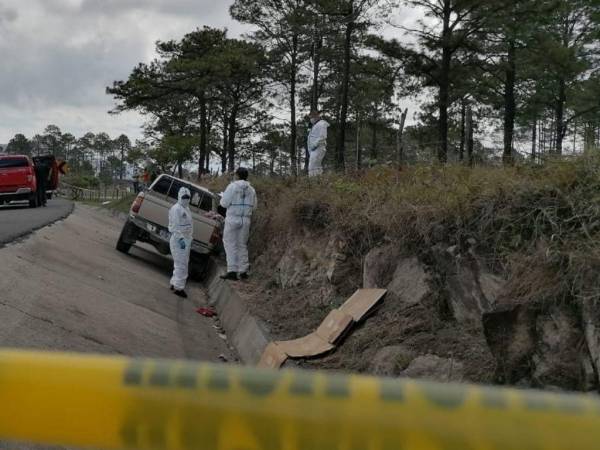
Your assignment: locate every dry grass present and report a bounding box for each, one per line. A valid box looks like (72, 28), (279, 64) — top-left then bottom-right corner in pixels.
(206, 155), (600, 307)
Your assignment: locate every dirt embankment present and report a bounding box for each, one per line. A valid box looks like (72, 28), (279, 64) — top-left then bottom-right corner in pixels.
(211, 159), (600, 392)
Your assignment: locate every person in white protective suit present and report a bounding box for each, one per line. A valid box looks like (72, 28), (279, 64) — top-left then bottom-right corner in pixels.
(168, 187), (193, 298)
(219, 167), (257, 281)
(307, 110), (329, 177)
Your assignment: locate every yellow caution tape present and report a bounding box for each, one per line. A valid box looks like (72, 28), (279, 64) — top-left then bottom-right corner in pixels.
(0, 349), (598, 450)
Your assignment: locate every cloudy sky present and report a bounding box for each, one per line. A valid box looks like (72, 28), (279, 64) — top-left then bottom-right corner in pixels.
(0, 0), (254, 144)
(0, 1), (418, 145)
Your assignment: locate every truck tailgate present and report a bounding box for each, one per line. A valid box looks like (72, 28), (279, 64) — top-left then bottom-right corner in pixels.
(0, 168), (30, 192)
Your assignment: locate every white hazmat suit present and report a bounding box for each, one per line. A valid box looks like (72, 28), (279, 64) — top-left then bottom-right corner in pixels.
(168, 187), (194, 291)
(220, 180), (257, 274)
(307, 119), (329, 177)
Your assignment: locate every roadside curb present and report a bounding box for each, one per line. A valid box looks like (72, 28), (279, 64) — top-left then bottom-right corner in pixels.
(204, 258), (270, 365)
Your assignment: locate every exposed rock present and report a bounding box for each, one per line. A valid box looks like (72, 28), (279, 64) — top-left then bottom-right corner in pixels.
(430, 245), (503, 324)
(531, 306), (582, 390)
(580, 352), (597, 392)
(401, 355), (464, 382)
(582, 300), (600, 388)
(327, 253), (352, 285)
(483, 306), (536, 384)
(276, 249), (306, 288)
(277, 237), (343, 288)
(363, 244), (402, 289)
(386, 257), (432, 307)
(369, 345), (416, 377)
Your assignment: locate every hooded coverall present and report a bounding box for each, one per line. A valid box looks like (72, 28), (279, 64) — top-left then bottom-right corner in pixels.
(307, 119), (329, 177)
(168, 187), (194, 291)
(220, 180), (257, 274)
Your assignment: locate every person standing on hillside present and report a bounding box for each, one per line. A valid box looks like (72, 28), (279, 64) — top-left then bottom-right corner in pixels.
(168, 187), (193, 298)
(220, 167), (257, 281)
(307, 110), (329, 177)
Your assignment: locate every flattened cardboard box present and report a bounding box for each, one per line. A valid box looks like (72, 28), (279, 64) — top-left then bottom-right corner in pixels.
(275, 333), (334, 358)
(259, 289), (387, 364)
(339, 289), (387, 321)
(257, 342), (288, 369)
(315, 309), (354, 344)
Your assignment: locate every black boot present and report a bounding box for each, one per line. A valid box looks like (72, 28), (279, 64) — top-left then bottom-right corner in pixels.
(239, 272), (249, 280)
(173, 289), (188, 298)
(220, 272), (238, 281)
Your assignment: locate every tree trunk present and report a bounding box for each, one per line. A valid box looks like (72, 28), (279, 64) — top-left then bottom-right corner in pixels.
(306, 29), (322, 175)
(503, 37), (516, 165)
(356, 115), (361, 169)
(466, 106), (474, 166)
(397, 109), (407, 167)
(120, 146), (125, 180)
(531, 116), (537, 162)
(289, 33), (299, 176)
(227, 107), (238, 173)
(335, 4), (354, 171)
(459, 101), (466, 162)
(311, 24), (322, 112)
(555, 79), (566, 155)
(438, 0), (452, 164)
(177, 160), (183, 179)
(221, 114), (228, 174)
(370, 121), (377, 161)
(198, 93), (207, 177)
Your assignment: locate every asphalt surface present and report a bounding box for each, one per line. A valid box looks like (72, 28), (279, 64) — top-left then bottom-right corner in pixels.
(0, 198), (74, 245)
(0, 204), (232, 450)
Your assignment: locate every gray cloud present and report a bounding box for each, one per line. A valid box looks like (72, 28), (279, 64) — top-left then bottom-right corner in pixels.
(0, 4), (17, 24)
(0, 0), (241, 143)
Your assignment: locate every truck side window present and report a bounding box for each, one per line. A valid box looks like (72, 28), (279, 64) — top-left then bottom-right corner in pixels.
(167, 181), (184, 200)
(151, 177), (173, 197)
(190, 190), (213, 212)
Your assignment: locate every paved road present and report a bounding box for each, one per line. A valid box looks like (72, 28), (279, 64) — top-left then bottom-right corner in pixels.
(0, 204), (232, 449)
(0, 198), (73, 245)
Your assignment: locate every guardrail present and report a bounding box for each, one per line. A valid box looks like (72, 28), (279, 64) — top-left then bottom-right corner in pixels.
(0, 350), (599, 450)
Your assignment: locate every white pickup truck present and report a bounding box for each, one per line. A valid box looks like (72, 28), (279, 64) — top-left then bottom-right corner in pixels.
(116, 174), (224, 276)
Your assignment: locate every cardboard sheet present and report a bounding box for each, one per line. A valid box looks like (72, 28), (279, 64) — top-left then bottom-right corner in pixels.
(339, 289), (387, 321)
(275, 333), (334, 358)
(315, 309), (354, 344)
(258, 289), (387, 366)
(257, 342), (288, 369)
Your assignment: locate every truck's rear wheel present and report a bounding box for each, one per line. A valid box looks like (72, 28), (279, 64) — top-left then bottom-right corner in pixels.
(116, 220), (138, 254)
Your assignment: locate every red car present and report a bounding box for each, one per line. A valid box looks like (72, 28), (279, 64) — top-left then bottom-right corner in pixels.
(0, 155), (39, 207)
